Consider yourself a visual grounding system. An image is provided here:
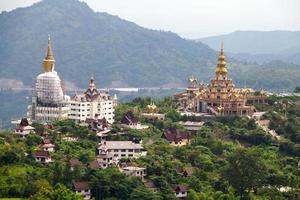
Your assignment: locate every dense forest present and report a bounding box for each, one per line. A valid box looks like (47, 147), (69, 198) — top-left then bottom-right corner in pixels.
(0, 94), (299, 200)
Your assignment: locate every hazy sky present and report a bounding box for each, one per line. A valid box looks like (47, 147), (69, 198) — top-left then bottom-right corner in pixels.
(0, 0), (299, 38)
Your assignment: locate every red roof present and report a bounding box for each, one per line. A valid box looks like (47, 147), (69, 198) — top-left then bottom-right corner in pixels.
(69, 158), (81, 167)
(73, 181), (90, 191)
(34, 150), (50, 157)
(162, 128), (189, 143)
(121, 111), (138, 124)
(42, 138), (52, 144)
(89, 160), (101, 169)
(172, 184), (188, 193)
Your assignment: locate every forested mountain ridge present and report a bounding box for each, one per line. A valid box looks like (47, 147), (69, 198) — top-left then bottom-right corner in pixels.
(0, 0), (217, 88)
(198, 30), (300, 55)
(0, 0), (300, 90)
(198, 30), (300, 64)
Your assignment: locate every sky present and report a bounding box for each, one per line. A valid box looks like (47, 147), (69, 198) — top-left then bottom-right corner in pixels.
(0, 0), (299, 38)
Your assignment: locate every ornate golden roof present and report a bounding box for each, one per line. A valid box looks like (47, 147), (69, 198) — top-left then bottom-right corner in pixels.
(147, 101), (158, 113)
(215, 42), (228, 75)
(43, 34), (55, 72)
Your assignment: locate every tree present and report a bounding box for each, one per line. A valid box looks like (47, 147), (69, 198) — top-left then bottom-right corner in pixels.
(129, 186), (162, 200)
(31, 183), (82, 200)
(166, 109), (181, 122)
(187, 189), (200, 200)
(222, 147), (267, 199)
(294, 86), (300, 93)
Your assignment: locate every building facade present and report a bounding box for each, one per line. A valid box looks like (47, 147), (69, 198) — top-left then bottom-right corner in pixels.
(176, 43), (255, 116)
(27, 35), (70, 123)
(14, 118), (35, 138)
(98, 141), (146, 159)
(68, 78), (115, 124)
(73, 182), (91, 200)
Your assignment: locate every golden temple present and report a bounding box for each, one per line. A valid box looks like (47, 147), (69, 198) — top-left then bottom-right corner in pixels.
(176, 43), (255, 116)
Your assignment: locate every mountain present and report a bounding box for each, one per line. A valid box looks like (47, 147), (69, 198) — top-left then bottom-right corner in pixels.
(0, 0), (300, 91)
(0, 0), (217, 89)
(198, 30), (300, 55)
(197, 30), (300, 64)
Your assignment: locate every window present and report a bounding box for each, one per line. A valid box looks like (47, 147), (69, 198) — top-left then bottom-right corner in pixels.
(121, 149), (126, 152)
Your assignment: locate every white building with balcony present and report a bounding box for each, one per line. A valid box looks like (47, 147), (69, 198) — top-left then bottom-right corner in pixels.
(98, 141), (146, 159)
(68, 77), (115, 124)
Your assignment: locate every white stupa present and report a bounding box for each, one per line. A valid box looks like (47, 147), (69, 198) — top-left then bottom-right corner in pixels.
(27, 34), (70, 123)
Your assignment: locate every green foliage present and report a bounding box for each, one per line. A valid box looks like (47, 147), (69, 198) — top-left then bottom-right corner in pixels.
(31, 183), (83, 200)
(222, 147), (267, 199)
(89, 168), (144, 200)
(129, 186), (162, 200)
(1, 97), (300, 199)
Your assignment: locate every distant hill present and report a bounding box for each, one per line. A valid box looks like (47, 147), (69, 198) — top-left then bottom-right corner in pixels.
(0, 0), (217, 88)
(0, 0), (299, 91)
(198, 30), (300, 65)
(198, 30), (300, 54)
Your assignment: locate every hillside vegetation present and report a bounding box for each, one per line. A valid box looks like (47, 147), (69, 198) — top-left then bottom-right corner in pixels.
(0, 0), (300, 90)
(0, 96), (299, 199)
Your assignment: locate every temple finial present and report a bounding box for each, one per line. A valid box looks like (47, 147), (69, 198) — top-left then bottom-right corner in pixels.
(46, 34), (54, 60)
(89, 73), (96, 88)
(215, 41), (227, 77)
(43, 33), (55, 72)
(91, 73), (94, 81)
(220, 41), (224, 55)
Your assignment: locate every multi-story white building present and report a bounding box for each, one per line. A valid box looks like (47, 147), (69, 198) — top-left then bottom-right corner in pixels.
(27, 34), (70, 123)
(98, 141), (146, 159)
(68, 77), (116, 124)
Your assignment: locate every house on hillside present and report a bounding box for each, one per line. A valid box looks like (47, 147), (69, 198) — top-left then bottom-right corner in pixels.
(89, 153), (118, 169)
(34, 150), (52, 163)
(73, 181), (91, 200)
(172, 184), (188, 199)
(119, 162), (147, 180)
(178, 121), (204, 132)
(69, 158), (82, 171)
(14, 118), (35, 138)
(121, 166), (147, 180)
(162, 128), (190, 146)
(121, 111), (148, 130)
(85, 117), (112, 139)
(40, 138), (55, 152)
(98, 141), (146, 159)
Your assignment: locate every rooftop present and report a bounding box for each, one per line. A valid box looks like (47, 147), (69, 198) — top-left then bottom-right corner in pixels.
(73, 181), (90, 191)
(99, 141), (144, 150)
(163, 128), (189, 143)
(34, 150), (50, 157)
